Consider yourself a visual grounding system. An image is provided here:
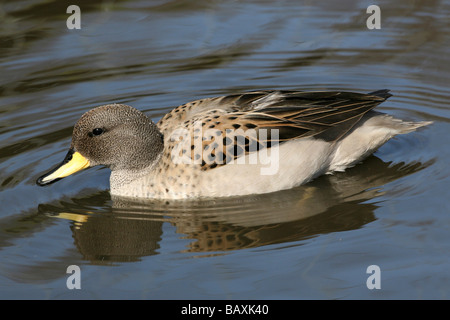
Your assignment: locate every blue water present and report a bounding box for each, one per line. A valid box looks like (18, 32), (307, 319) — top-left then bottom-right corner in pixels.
(0, 0), (449, 299)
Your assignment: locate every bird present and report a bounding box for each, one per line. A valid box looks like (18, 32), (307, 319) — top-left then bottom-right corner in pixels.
(36, 89), (431, 199)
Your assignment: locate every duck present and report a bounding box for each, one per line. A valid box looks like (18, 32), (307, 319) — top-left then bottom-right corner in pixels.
(36, 89), (431, 199)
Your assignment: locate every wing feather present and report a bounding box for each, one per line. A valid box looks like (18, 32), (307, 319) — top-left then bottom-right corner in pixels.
(157, 89), (391, 170)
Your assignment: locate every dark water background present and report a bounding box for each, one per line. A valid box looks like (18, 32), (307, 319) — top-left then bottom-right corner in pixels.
(0, 0), (449, 299)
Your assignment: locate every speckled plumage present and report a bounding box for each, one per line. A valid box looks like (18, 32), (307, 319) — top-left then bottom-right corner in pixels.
(37, 89), (432, 199)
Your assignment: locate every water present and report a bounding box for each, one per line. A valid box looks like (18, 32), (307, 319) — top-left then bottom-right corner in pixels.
(0, 0), (449, 300)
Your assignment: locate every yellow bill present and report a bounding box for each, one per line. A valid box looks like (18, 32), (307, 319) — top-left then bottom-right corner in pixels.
(37, 149), (90, 186)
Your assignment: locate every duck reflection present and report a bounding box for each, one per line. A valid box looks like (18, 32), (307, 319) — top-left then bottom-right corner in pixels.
(37, 156), (428, 263)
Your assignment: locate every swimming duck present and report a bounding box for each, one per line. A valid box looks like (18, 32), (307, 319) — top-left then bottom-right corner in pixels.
(36, 89), (431, 199)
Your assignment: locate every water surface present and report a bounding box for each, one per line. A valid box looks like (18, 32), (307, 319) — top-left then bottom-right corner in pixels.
(1, 0), (449, 299)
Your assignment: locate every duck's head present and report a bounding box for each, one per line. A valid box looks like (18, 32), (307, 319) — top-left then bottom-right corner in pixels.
(36, 104), (163, 186)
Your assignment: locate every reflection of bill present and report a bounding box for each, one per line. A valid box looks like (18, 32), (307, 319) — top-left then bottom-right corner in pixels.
(170, 122), (280, 175)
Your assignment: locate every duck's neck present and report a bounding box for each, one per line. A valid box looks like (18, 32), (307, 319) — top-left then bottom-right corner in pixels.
(109, 122), (164, 192)
(109, 150), (163, 195)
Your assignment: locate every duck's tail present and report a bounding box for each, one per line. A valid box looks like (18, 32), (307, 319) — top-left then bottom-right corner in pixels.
(368, 90), (432, 133)
(390, 118), (433, 134)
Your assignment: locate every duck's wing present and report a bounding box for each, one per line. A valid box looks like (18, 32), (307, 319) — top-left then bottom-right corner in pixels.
(157, 90), (391, 170)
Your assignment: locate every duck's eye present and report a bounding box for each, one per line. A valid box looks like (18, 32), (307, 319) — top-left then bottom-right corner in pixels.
(91, 128), (104, 136)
